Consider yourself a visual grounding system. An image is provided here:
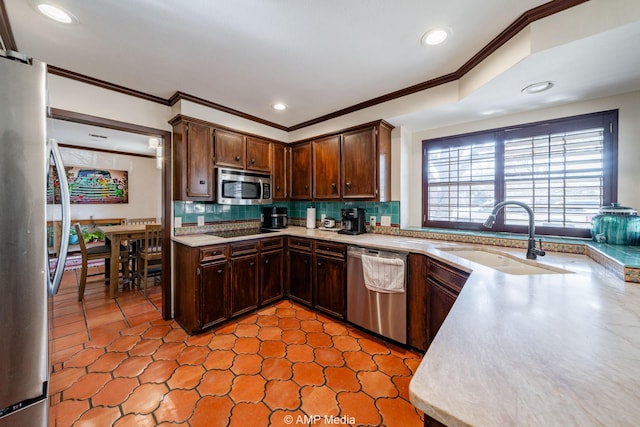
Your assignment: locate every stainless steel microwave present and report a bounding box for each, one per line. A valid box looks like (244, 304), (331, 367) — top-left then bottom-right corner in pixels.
(216, 167), (272, 205)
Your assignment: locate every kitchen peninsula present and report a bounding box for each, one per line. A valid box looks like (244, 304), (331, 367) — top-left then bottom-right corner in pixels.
(174, 226), (640, 426)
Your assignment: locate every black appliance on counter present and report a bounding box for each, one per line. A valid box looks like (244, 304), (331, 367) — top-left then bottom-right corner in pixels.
(262, 206), (288, 229)
(338, 208), (366, 235)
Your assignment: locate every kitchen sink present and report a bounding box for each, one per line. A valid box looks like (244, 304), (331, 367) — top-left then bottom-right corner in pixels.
(437, 247), (573, 275)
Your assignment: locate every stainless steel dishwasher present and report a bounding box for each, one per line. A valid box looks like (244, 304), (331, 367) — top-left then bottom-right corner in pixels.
(347, 246), (408, 344)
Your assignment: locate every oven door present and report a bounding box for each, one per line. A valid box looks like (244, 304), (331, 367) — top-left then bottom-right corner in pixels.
(217, 168), (272, 205)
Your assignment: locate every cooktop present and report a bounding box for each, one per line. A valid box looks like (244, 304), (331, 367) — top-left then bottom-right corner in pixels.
(205, 228), (279, 239)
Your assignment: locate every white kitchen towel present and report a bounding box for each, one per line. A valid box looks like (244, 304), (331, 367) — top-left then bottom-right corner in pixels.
(361, 254), (405, 293)
(306, 207), (316, 229)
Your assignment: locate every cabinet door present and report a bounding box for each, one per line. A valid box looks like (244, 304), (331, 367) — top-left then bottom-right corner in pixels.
(246, 136), (272, 173)
(428, 279), (458, 345)
(272, 143), (288, 200)
(312, 135), (341, 199)
(186, 122), (214, 199)
(230, 254), (259, 317)
(200, 260), (228, 329)
(341, 126), (376, 199)
(290, 142), (312, 200)
(260, 249), (284, 306)
(215, 128), (246, 168)
(288, 249), (313, 306)
(407, 254), (429, 351)
(313, 254), (346, 319)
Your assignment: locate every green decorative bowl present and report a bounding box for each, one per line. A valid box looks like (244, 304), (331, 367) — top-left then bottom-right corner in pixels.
(591, 203), (640, 245)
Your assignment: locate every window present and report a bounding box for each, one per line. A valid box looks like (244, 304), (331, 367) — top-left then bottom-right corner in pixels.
(422, 110), (618, 238)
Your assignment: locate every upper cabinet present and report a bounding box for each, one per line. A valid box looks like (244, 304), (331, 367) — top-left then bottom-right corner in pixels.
(312, 135), (341, 200)
(291, 142), (312, 200)
(290, 120), (392, 201)
(172, 121), (215, 201)
(272, 143), (289, 201)
(214, 128), (246, 169)
(246, 136), (272, 173)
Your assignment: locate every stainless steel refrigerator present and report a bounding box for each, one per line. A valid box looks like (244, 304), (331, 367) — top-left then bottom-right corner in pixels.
(0, 50), (70, 426)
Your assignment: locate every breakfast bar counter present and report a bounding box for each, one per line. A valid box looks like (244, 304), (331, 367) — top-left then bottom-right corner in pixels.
(174, 227), (640, 426)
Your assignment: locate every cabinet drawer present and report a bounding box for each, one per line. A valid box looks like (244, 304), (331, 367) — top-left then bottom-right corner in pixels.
(261, 236), (284, 251)
(428, 258), (469, 293)
(314, 241), (346, 259)
(200, 245), (228, 263)
(288, 237), (312, 252)
(230, 240), (259, 257)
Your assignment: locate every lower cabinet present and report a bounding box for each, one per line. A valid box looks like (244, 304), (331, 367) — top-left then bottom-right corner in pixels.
(174, 243), (229, 334)
(288, 246), (313, 306)
(229, 241), (259, 318)
(260, 240), (284, 306)
(408, 254), (469, 352)
(313, 241), (346, 319)
(200, 260), (228, 329)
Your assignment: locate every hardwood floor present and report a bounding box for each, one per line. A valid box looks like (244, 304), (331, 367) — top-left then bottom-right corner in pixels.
(49, 264), (424, 426)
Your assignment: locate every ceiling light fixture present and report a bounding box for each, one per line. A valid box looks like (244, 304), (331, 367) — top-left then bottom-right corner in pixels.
(36, 3), (77, 24)
(272, 103), (287, 111)
(521, 81), (554, 94)
(421, 28), (450, 46)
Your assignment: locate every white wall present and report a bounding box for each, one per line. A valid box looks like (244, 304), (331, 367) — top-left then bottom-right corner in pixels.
(49, 147), (161, 222)
(405, 90), (640, 227)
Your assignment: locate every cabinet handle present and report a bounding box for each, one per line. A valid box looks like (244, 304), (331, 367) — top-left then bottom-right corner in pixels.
(235, 156), (241, 161)
(303, 259), (308, 265)
(331, 183), (336, 189)
(251, 158), (256, 164)
(250, 262), (255, 268)
(276, 185), (281, 191)
(265, 259), (269, 264)
(345, 182), (352, 188)
(216, 269), (223, 274)
(200, 180), (205, 185)
(304, 184), (309, 190)
(317, 262), (323, 267)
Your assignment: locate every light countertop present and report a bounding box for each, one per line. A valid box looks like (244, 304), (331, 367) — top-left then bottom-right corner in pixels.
(174, 227), (640, 426)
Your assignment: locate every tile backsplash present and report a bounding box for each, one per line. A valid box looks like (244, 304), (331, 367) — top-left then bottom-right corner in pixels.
(173, 200), (400, 226)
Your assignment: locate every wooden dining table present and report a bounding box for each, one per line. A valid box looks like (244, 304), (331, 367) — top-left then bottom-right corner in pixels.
(98, 224), (157, 298)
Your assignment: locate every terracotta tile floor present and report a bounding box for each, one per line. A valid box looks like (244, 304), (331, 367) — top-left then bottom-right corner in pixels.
(50, 266), (424, 426)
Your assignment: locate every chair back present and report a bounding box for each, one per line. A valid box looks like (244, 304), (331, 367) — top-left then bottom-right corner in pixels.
(126, 217), (157, 225)
(74, 223), (87, 258)
(141, 224), (163, 257)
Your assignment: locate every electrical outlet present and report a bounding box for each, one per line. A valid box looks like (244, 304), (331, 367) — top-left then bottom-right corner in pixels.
(381, 216), (391, 226)
(369, 215), (376, 226)
(321, 213), (326, 222)
(174, 217), (182, 228)
(197, 215), (205, 226)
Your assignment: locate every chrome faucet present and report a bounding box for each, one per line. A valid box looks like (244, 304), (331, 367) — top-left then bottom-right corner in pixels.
(483, 200), (545, 260)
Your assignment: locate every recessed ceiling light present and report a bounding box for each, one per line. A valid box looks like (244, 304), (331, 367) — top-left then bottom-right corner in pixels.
(272, 103), (287, 111)
(521, 81), (554, 94)
(421, 28), (450, 46)
(36, 3), (77, 24)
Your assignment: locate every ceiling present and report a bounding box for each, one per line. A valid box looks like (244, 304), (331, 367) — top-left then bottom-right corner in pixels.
(4, 0), (640, 150)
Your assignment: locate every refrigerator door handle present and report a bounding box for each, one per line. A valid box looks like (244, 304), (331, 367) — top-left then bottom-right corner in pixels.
(48, 138), (70, 296)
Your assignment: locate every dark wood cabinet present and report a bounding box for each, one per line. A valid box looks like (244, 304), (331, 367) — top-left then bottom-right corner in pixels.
(200, 260), (228, 329)
(246, 136), (272, 173)
(290, 142), (312, 200)
(408, 255), (468, 352)
(288, 237), (313, 306)
(215, 128), (246, 169)
(407, 254), (429, 351)
(342, 126), (376, 199)
(174, 243), (228, 334)
(313, 241), (347, 319)
(229, 241), (259, 317)
(260, 237), (284, 306)
(312, 135), (341, 199)
(271, 143), (288, 200)
(172, 121), (214, 201)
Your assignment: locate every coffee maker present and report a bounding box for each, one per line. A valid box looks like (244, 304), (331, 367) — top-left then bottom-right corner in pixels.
(338, 208), (366, 235)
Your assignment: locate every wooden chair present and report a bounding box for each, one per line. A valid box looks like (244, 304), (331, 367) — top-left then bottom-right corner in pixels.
(123, 218), (158, 279)
(135, 224), (162, 295)
(75, 223), (129, 301)
(125, 217), (157, 225)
